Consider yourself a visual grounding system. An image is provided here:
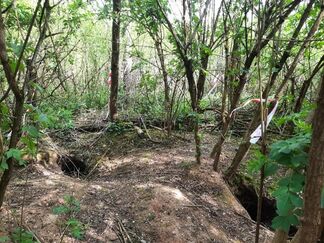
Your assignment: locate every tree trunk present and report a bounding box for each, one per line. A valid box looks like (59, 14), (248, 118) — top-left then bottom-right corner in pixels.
(293, 73), (324, 243)
(319, 208), (324, 242)
(184, 58), (201, 164)
(271, 229), (288, 243)
(293, 55), (324, 114)
(109, 0), (121, 121)
(224, 111), (260, 179)
(0, 99), (24, 208)
(155, 40), (171, 135)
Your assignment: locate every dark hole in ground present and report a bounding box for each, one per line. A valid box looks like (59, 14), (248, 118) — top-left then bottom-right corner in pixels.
(59, 155), (88, 177)
(235, 181), (277, 226)
(233, 178), (297, 236)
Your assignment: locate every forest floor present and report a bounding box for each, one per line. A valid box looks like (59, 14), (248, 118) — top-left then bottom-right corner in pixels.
(0, 110), (274, 243)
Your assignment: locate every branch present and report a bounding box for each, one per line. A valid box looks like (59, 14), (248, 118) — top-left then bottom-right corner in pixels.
(13, 0), (42, 80)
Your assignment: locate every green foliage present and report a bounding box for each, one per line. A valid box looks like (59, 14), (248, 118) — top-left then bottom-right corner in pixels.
(65, 218), (85, 240)
(274, 102), (315, 134)
(12, 227), (36, 243)
(53, 195), (85, 240)
(270, 133), (310, 232)
(247, 132), (311, 233)
(1, 148), (26, 171)
(53, 195), (81, 215)
(106, 122), (133, 135)
(0, 236), (9, 242)
(247, 150), (279, 177)
(269, 134), (311, 168)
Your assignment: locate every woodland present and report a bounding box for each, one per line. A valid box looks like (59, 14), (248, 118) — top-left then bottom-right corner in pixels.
(0, 0), (323, 242)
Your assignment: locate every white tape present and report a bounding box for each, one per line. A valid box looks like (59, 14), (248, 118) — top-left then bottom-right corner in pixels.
(250, 100), (278, 144)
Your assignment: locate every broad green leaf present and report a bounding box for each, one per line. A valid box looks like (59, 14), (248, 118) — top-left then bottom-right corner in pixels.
(5, 149), (22, 161)
(272, 215), (291, 232)
(22, 125), (40, 138)
(276, 195), (294, 216)
(289, 193), (303, 208)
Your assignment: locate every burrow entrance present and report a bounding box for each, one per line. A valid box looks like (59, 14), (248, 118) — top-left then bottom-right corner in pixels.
(59, 155), (88, 177)
(234, 181), (276, 226)
(233, 177), (297, 236)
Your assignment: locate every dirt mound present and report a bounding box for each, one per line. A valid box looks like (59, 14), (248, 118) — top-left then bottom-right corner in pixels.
(0, 124), (274, 242)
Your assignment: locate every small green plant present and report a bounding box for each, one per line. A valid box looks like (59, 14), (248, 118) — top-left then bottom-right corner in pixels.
(53, 195), (85, 240)
(12, 227), (36, 243)
(53, 195), (81, 215)
(106, 122), (133, 135)
(178, 161), (195, 170)
(65, 219), (85, 240)
(0, 236), (10, 243)
(247, 133), (311, 233)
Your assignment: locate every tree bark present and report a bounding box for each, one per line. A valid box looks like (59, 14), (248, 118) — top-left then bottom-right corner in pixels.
(271, 229), (288, 243)
(109, 0), (121, 121)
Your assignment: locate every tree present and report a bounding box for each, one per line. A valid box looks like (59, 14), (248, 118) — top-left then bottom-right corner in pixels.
(157, 0), (222, 164)
(129, 0), (172, 134)
(109, 0), (121, 121)
(0, 0), (42, 208)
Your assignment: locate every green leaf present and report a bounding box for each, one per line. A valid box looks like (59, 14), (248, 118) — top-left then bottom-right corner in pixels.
(247, 151), (266, 175)
(289, 174), (305, 193)
(0, 236), (9, 242)
(289, 193), (303, 208)
(264, 162), (279, 177)
(20, 136), (37, 155)
(272, 215), (291, 232)
(22, 125), (40, 138)
(272, 186), (289, 198)
(66, 218), (84, 240)
(276, 196), (294, 216)
(5, 149), (22, 161)
(0, 158), (9, 170)
(52, 206), (70, 215)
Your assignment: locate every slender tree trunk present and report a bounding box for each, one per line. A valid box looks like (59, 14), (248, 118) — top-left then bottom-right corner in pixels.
(225, 112), (260, 178)
(155, 40), (171, 135)
(0, 99), (24, 208)
(293, 55), (324, 113)
(183, 59), (201, 164)
(109, 0), (121, 121)
(293, 73), (324, 243)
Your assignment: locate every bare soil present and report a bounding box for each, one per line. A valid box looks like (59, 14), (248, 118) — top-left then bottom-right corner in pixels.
(0, 111), (274, 243)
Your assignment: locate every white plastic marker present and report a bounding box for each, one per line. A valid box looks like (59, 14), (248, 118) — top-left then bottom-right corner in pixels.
(249, 99), (278, 144)
(229, 98), (278, 144)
